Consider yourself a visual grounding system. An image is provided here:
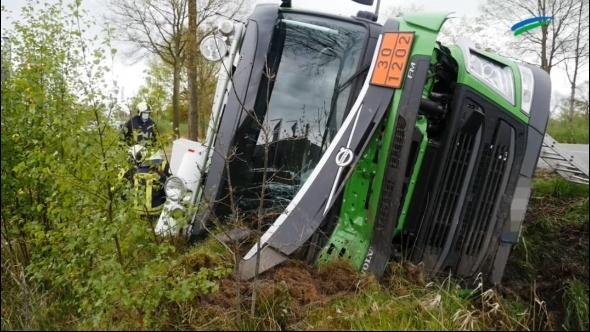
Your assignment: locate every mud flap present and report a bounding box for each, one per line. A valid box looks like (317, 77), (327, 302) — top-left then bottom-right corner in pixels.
(239, 20), (402, 280)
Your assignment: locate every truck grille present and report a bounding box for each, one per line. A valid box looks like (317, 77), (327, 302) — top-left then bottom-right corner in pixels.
(407, 92), (524, 280)
(426, 131), (478, 251)
(454, 121), (515, 275)
(377, 117), (406, 224)
(461, 144), (509, 255)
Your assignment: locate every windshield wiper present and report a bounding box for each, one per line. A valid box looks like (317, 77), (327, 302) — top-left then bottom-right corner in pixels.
(281, 19), (339, 35)
(336, 63), (370, 94)
(319, 64), (371, 152)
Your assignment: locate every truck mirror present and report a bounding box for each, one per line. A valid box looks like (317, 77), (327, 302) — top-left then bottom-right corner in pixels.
(199, 35), (228, 62)
(352, 0), (374, 5)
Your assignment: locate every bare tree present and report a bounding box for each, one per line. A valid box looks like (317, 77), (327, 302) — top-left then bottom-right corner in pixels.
(187, 0), (198, 140)
(563, 1), (589, 123)
(111, 0), (188, 138)
(196, 50), (218, 137)
(576, 81), (589, 117)
(484, 0), (579, 74)
(112, 0), (247, 139)
(187, 0), (248, 141)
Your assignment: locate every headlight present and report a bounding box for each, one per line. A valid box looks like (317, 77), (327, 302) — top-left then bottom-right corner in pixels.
(466, 50), (515, 105)
(518, 65), (534, 116)
(165, 176), (186, 201)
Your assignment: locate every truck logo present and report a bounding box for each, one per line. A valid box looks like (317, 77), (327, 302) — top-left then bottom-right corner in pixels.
(335, 147), (354, 167)
(362, 247), (374, 272)
(407, 62), (416, 79)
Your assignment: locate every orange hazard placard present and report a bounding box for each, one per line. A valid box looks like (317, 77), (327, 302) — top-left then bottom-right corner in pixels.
(370, 32), (414, 89)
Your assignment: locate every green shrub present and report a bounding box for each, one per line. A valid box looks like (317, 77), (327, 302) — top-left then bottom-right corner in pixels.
(547, 113), (589, 144)
(1, 1), (229, 329)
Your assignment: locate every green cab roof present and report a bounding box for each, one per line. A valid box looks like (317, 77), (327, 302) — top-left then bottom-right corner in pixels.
(402, 12), (451, 32)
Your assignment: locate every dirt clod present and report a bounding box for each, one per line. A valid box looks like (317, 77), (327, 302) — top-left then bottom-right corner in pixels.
(272, 264), (320, 304)
(201, 278), (244, 309)
(316, 260), (361, 295)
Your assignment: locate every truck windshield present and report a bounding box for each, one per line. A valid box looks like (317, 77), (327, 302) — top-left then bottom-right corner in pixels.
(229, 12), (367, 215)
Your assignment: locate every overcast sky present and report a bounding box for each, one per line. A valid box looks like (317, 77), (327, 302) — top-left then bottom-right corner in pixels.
(1, 0), (584, 103)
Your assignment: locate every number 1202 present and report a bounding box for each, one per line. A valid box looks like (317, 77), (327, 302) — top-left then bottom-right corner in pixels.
(370, 32), (414, 89)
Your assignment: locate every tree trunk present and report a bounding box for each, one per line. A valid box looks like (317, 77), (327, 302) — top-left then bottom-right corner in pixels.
(569, 82), (577, 123)
(567, 1), (583, 124)
(187, 0), (199, 141)
(172, 63), (181, 138)
(541, 24), (549, 73)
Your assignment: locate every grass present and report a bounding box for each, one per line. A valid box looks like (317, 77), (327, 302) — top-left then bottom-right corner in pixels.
(163, 172), (588, 331)
(532, 174), (590, 199)
(291, 173), (588, 331)
(563, 279), (589, 331)
(152, 258), (537, 331)
(278, 174), (588, 331)
(547, 114), (589, 144)
(294, 275), (530, 330)
(502, 172), (588, 331)
(2, 174), (588, 330)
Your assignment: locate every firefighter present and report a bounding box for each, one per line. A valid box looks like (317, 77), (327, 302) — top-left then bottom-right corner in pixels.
(120, 102), (168, 217)
(123, 102), (157, 146)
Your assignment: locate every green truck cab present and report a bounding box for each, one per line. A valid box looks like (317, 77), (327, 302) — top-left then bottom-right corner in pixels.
(161, 1), (550, 285)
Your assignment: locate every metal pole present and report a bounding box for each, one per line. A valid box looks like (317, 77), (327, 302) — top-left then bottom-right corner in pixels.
(375, 0), (381, 18)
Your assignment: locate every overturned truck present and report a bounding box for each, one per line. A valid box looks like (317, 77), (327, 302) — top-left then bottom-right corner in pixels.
(156, 0), (551, 285)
